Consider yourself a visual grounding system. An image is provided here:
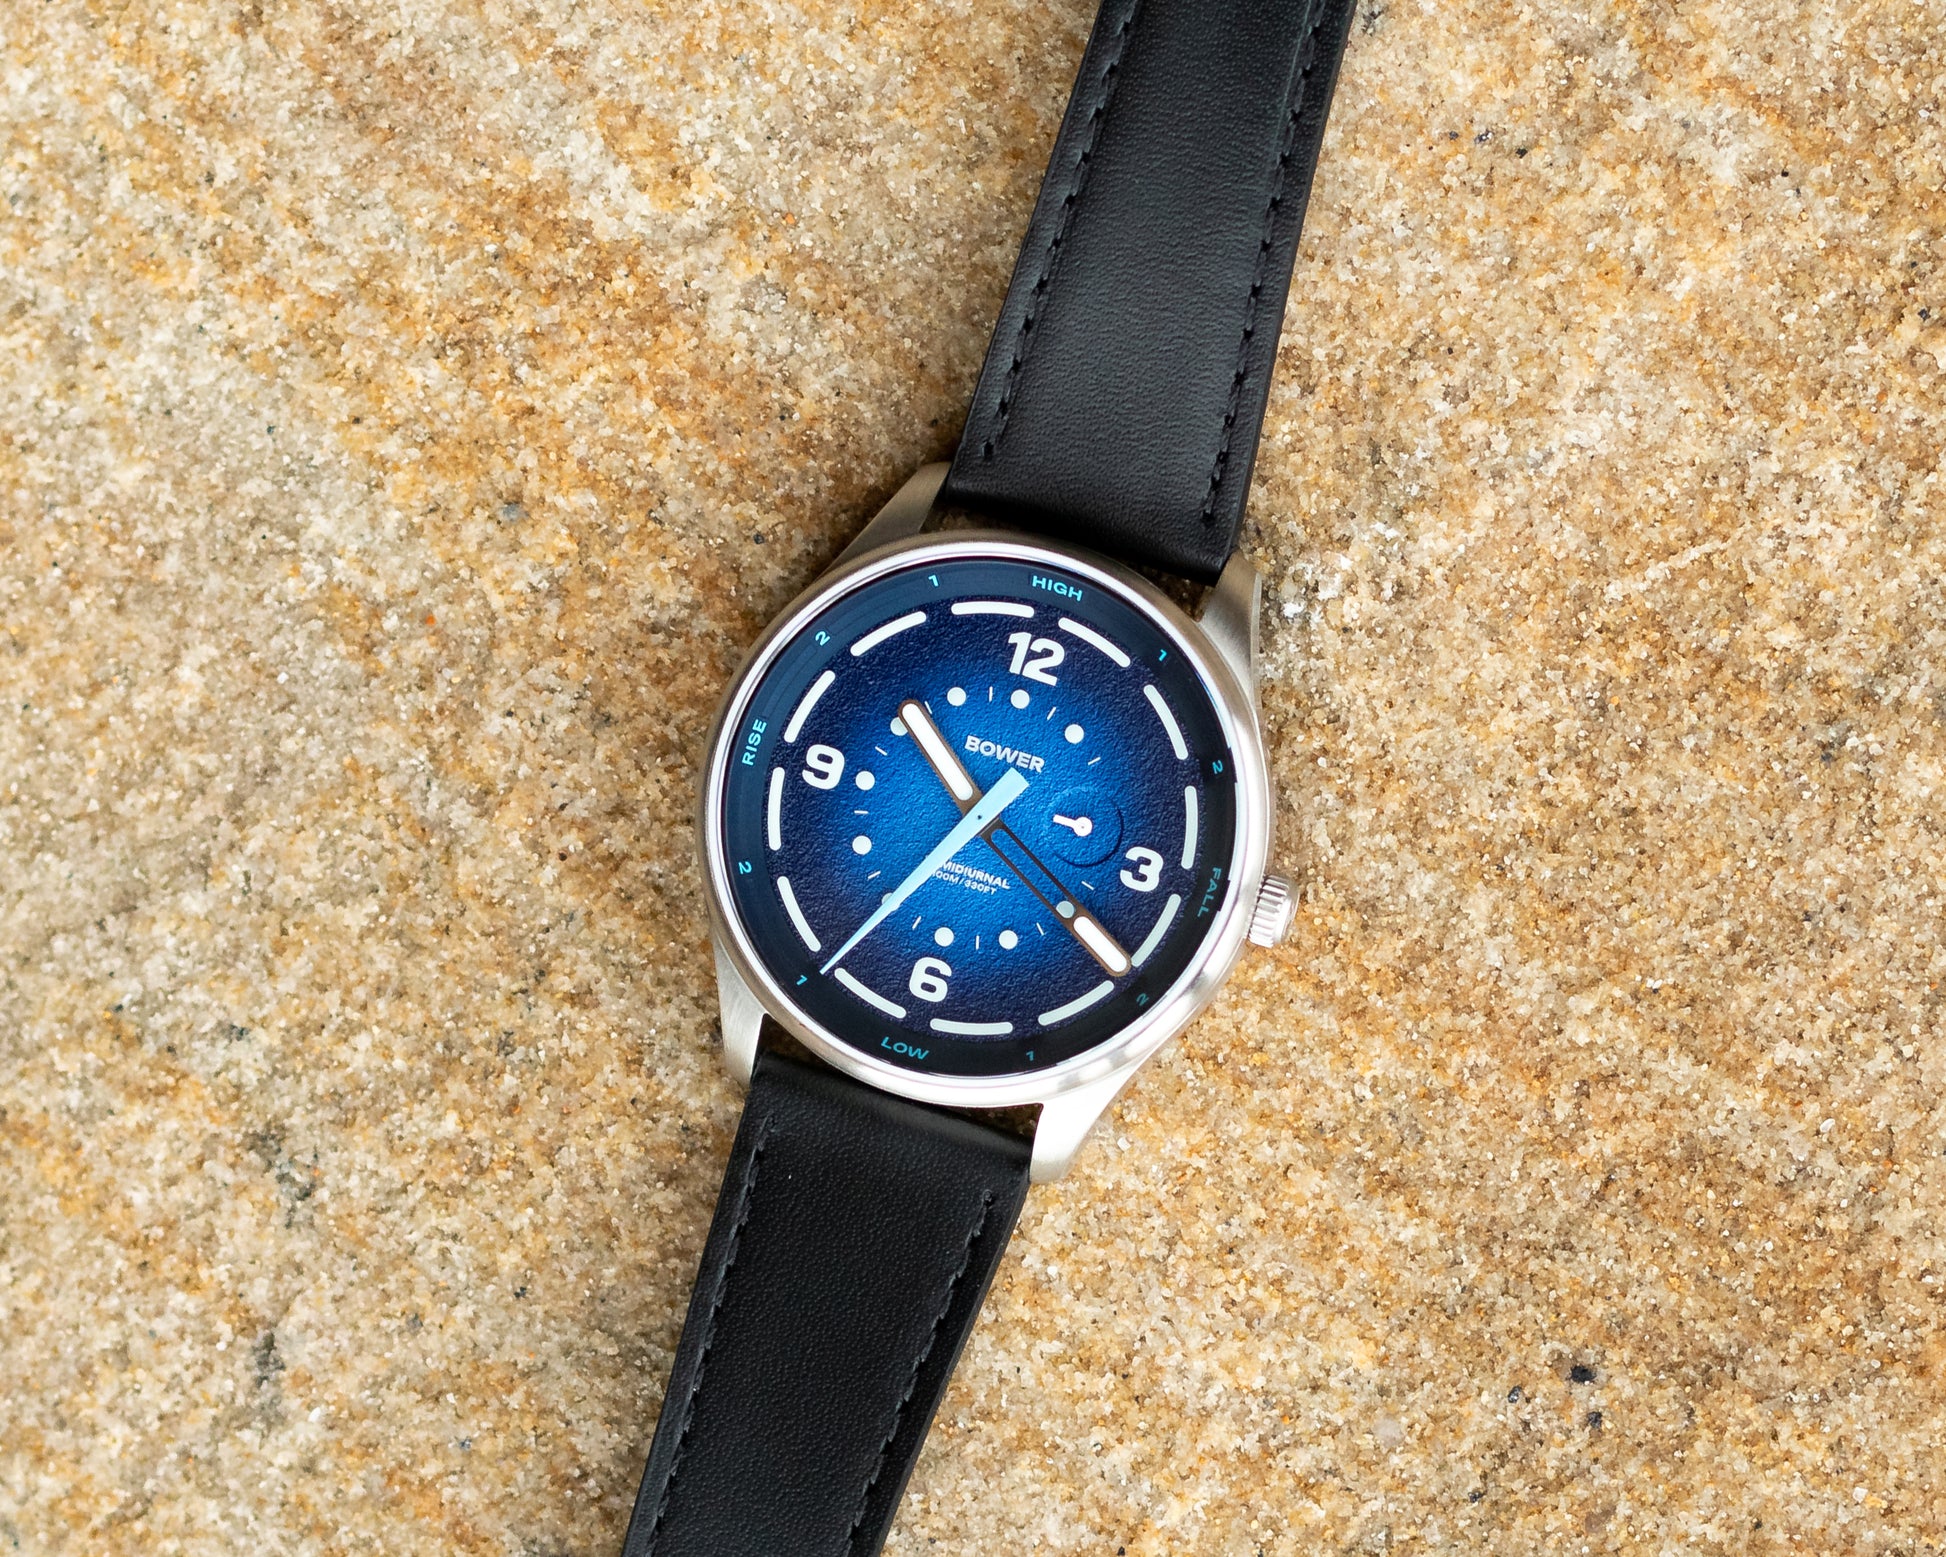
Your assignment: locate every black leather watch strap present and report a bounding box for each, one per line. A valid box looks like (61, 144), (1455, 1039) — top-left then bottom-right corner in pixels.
(620, 1051), (1031, 1557)
(943, 0), (1358, 582)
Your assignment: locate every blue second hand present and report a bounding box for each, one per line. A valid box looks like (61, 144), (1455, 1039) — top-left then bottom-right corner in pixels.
(820, 765), (1029, 975)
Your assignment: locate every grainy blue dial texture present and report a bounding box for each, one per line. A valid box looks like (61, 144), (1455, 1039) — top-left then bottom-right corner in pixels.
(720, 555), (1237, 1077)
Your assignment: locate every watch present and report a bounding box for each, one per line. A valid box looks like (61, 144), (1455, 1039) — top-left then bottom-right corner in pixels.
(620, 2), (1356, 1553)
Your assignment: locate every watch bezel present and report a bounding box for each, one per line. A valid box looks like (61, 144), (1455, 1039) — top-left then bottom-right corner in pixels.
(698, 527), (1272, 1110)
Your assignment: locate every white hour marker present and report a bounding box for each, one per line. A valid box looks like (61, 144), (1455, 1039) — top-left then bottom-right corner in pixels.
(1038, 980), (1114, 1026)
(1181, 784), (1198, 868)
(784, 669), (836, 744)
(836, 967), (906, 1019)
(947, 686), (967, 706)
(951, 600), (1034, 618)
(1131, 893), (1182, 967)
(1057, 617), (1130, 667)
(933, 926), (955, 947)
(767, 767), (785, 849)
(1010, 688), (1031, 709)
(851, 611), (927, 657)
(1064, 723), (1085, 744)
(855, 770), (876, 790)
(777, 876), (820, 952)
(931, 1018), (1014, 1035)
(890, 715), (908, 735)
(1144, 684), (1188, 760)
(852, 835), (872, 855)
(998, 929), (1019, 949)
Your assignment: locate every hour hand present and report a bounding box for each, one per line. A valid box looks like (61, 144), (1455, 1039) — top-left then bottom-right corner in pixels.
(899, 698), (976, 810)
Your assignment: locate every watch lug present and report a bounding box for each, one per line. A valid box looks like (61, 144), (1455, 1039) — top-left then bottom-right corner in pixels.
(714, 941), (765, 1085)
(1198, 549), (1262, 701)
(831, 462), (949, 569)
(1030, 1070), (1135, 1183)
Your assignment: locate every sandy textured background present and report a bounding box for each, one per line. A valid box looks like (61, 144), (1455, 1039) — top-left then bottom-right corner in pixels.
(4, 0), (1946, 1551)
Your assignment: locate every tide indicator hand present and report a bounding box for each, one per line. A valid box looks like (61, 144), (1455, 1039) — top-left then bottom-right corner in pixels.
(819, 764), (1029, 975)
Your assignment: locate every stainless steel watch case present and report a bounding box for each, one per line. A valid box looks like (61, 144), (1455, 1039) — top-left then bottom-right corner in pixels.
(697, 464), (1278, 1180)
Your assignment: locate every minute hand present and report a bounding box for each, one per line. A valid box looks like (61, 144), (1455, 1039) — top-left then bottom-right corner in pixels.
(819, 765), (1029, 975)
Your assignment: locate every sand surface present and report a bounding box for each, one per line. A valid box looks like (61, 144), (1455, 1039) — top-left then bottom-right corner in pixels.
(4, 1), (1945, 1551)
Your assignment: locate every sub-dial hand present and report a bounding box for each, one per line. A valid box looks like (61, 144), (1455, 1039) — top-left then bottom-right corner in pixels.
(819, 763), (1029, 975)
(1051, 813), (1093, 838)
(897, 699), (1130, 977)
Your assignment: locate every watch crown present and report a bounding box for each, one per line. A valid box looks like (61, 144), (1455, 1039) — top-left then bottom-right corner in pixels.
(1247, 871), (1296, 948)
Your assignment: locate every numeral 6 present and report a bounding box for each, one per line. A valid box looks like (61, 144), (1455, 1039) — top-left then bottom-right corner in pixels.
(908, 957), (952, 1002)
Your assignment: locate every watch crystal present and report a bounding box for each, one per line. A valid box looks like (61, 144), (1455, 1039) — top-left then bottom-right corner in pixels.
(717, 553), (1239, 1077)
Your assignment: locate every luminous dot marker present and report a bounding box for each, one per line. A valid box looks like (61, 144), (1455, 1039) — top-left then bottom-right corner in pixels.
(890, 715), (908, 735)
(852, 835), (872, 855)
(1064, 723), (1084, 744)
(1011, 688), (1031, 709)
(934, 926), (954, 948)
(855, 770), (876, 790)
(946, 686), (967, 706)
(998, 929), (1019, 950)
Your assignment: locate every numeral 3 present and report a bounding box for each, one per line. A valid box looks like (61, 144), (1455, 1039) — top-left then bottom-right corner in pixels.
(1120, 847), (1163, 892)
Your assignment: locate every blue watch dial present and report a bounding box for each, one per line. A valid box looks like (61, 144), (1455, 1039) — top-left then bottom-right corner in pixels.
(719, 554), (1238, 1077)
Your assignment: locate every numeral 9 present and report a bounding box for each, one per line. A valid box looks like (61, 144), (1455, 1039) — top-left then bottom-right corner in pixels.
(802, 744), (845, 789)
